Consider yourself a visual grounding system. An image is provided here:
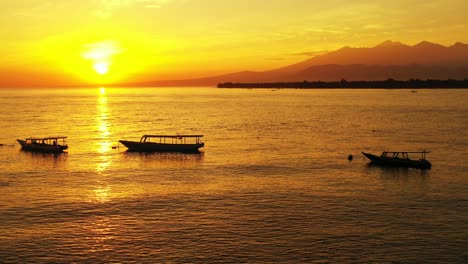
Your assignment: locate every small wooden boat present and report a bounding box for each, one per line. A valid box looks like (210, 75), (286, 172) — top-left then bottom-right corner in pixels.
(362, 151), (431, 169)
(119, 135), (204, 153)
(17, 136), (68, 153)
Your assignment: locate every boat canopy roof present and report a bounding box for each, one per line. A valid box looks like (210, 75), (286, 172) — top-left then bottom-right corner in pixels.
(383, 151), (430, 154)
(382, 150), (430, 159)
(142, 135), (203, 138)
(26, 136), (67, 140)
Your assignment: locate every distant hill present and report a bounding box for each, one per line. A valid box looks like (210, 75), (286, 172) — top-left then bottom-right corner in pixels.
(121, 41), (468, 86)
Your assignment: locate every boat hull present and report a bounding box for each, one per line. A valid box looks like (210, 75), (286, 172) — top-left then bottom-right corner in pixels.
(17, 139), (68, 153)
(119, 140), (204, 153)
(362, 152), (431, 169)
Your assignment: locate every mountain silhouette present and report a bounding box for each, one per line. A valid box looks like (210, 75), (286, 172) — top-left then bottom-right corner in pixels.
(124, 40), (468, 86)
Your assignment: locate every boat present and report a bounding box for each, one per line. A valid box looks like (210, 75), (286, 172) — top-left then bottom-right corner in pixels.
(119, 135), (204, 153)
(17, 136), (68, 153)
(362, 151), (431, 169)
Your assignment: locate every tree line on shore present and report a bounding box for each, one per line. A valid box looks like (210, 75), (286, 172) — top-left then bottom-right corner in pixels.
(217, 79), (468, 88)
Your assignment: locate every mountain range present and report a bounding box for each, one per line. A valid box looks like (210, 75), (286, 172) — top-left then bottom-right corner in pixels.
(123, 40), (468, 86)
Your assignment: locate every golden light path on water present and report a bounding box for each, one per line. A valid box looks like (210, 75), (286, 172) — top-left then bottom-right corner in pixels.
(94, 87), (112, 203)
(84, 87), (116, 255)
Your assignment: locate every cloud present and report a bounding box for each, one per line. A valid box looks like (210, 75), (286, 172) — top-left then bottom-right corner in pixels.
(97, 0), (174, 18)
(289, 51), (329, 57)
(362, 24), (384, 30)
(95, 9), (112, 19)
(265, 57), (287, 61)
(101, 0), (173, 8)
(81, 40), (125, 61)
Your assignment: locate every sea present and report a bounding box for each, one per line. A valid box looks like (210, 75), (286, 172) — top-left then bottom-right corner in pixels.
(0, 87), (467, 263)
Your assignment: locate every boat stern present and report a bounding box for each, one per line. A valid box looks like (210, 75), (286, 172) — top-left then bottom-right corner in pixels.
(420, 159), (432, 169)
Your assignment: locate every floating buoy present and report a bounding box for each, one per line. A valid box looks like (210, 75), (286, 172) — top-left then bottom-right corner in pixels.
(348, 154), (353, 161)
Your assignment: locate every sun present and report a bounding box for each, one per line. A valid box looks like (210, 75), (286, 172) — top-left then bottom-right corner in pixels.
(93, 62), (109, 75)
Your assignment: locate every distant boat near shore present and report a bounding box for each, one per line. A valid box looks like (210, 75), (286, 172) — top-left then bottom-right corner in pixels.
(119, 135), (204, 153)
(17, 136), (68, 153)
(362, 151), (432, 169)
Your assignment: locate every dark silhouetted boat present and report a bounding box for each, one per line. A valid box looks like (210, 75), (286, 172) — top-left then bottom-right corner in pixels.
(17, 136), (68, 153)
(119, 135), (204, 153)
(362, 151), (431, 169)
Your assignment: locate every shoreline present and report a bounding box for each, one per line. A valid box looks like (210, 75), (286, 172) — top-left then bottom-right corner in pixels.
(217, 79), (468, 89)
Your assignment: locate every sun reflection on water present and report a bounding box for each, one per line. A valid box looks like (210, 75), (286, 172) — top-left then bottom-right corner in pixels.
(93, 184), (111, 203)
(91, 87), (113, 204)
(95, 156), (112, 174)
(82, 216), (118, 256)
(96, 87), (112, 156)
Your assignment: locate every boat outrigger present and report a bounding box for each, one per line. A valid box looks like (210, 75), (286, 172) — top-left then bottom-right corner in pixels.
(119, 135), (204, 153)
(17, 136), (68, 153)
(362, 151), (432, 169)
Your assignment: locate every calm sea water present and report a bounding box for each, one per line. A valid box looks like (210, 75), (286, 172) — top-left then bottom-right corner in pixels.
(0, 88), (467, 263)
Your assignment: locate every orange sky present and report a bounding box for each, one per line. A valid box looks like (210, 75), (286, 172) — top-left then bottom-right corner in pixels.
(1, 0), (468, 87)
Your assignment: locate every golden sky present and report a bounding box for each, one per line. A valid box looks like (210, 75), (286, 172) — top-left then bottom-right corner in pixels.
(1, 0), (468, 86)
